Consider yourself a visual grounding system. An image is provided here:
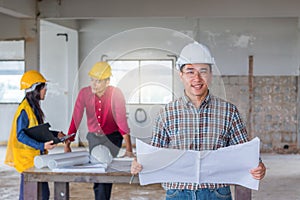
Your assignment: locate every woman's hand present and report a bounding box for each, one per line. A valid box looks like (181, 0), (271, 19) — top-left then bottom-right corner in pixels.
(44, 140), (56, 150)
(57, 131), (66, 139)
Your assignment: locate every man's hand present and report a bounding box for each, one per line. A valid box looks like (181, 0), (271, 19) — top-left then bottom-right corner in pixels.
(131, 158), (143, 175)
(44, 140), (56, 150)
(120, 151), (135, 158)
(64, 140), (72, 152)
(250, 162), (266, 180)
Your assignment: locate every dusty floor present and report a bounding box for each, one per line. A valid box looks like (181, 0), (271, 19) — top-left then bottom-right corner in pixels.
(1, 145), (300, 200)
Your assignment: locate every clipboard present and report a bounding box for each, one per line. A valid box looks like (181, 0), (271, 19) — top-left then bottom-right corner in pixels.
(24, 123), (75, 144)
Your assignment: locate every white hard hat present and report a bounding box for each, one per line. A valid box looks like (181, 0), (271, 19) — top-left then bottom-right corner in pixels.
(90, 145), (113, 164)
(176, 42), (215, 70)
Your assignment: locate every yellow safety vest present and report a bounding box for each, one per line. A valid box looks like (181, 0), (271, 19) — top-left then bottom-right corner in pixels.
(5, 99), (43, 173)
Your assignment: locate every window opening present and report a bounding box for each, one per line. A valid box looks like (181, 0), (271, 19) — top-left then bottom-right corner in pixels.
(108, 59), (173, 105)
(0, 40), (25, 103)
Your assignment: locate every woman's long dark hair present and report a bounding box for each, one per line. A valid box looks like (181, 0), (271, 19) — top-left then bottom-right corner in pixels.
(24, 83), (46, 124)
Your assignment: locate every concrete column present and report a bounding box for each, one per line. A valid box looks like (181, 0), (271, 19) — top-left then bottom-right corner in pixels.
(21, 18), (40, 71)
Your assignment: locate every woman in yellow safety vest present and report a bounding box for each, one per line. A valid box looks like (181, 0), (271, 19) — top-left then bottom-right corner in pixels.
(5, 70), (64, 200)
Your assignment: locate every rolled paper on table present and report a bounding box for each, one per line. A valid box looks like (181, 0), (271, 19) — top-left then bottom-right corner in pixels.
(48, 155), (90, 170)
(34, 151), (89, 169)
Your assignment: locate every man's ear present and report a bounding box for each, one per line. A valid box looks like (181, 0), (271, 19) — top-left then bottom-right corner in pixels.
(105, 79), (110, 86)
(179, 71), (184, 82)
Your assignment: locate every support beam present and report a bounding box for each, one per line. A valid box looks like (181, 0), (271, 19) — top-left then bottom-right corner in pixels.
(248, 55), (254, 138)
(0, 0), (36, 18)
(38, 0), (300, 19)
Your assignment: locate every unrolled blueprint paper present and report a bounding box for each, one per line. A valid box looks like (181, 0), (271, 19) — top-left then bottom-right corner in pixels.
(34, 151), (89, 169)
(110, 159), (134, 172)
(136, 137), (260, 190)
(136, 139), (200, 185)
(52, 163), (107, 173)
(199, 137), (260, 190)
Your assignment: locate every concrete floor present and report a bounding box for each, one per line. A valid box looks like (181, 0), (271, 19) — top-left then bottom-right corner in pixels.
(1, 145), (300, 200)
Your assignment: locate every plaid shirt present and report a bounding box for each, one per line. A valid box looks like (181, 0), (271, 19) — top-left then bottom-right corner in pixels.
(150, 92), (248, 190)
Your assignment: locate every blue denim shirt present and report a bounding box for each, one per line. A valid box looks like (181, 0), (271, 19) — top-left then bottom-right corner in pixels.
(17, 110), (58, 153)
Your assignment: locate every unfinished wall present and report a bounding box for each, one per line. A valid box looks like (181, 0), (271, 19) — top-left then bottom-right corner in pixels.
(223, 75), (298, 153)
(0, 13), (39, 143)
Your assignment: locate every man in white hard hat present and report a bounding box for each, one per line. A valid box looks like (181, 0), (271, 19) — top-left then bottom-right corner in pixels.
(65, 61), (134, 200)
(131, 42), (266, 200)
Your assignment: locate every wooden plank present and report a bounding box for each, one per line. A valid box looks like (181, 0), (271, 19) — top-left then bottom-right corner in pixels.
(24, 172), (138, 184)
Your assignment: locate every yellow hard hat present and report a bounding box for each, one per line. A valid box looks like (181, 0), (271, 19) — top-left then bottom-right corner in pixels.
(88, 62), (112, 80)
(20, 70), (47, 90)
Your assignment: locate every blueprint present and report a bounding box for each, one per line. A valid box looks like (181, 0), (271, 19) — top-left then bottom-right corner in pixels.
(136, 137), (260, 190)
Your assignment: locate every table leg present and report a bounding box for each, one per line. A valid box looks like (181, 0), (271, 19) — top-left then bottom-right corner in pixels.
(54, 182), (69, 200)
(24, 181), (43, 200)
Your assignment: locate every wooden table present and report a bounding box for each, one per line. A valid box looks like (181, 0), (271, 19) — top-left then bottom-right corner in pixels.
(23, 160), (251, 200)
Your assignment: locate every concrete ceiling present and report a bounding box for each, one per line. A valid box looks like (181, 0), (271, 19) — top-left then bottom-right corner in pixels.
(0, 0), (36, 18)
(1, 0), (300, 20)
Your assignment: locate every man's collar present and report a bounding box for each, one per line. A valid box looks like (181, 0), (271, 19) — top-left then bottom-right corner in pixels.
(182, 90), (211, 107)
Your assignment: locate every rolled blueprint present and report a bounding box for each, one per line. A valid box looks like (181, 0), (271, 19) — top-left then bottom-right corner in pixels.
(91, 145), (113, 165)
(48, 155), (90, 170)
(34, 151), (89, 169)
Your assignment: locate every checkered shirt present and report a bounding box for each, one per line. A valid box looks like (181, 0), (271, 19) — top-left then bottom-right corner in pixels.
(150, 93), (249, 190)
